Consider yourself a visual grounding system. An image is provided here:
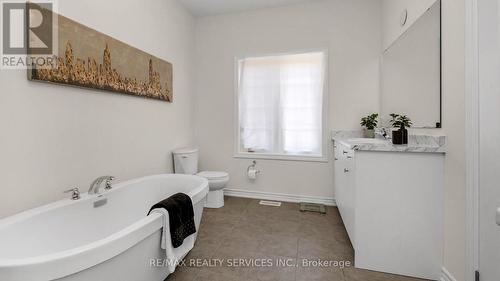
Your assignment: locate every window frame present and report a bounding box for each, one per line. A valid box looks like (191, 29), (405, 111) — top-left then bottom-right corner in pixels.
(233, 49), (329, 163)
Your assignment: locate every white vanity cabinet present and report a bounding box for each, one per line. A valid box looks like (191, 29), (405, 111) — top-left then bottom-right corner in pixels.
(333, 140), (444, 280)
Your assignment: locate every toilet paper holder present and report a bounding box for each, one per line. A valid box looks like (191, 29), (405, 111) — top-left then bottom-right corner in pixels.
(247, 160), (261, 178)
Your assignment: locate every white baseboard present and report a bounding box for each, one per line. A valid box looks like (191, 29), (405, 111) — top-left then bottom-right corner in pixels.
(223, 188), (336, 206)
(441, 267), (457, 281)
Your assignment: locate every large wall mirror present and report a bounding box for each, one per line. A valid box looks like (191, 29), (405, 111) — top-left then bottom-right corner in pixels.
(381, 0), (441, 128)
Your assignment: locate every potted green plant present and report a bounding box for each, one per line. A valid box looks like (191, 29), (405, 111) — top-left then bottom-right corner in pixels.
(389, 114), (412, 144)
(360, 113), (379, 138)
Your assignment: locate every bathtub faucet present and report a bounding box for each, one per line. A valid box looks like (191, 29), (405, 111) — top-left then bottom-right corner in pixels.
(89, 176), (115, 195)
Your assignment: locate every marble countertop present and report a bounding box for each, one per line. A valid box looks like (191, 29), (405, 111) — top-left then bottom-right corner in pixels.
(332, 130), (446, 154)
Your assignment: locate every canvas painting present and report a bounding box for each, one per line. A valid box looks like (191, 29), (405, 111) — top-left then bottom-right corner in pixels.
(28, 7), (173, 102)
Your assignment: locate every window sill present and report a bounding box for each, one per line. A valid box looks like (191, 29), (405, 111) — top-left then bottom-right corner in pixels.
(233, 152), (328, 163)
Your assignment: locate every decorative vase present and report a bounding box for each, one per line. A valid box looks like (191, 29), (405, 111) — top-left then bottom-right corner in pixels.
(392, 125), (408, 145)
(364, 129), (375, 138)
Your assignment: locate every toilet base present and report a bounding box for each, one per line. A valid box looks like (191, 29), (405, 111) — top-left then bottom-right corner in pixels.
(205, 189), (224, 208)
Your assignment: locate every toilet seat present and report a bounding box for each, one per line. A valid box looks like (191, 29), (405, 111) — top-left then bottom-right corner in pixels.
(197, 171), (229, 191)
(197, 171), (228, 180)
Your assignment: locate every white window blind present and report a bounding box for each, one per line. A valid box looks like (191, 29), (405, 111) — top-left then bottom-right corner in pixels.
(237, 51), (326, 158)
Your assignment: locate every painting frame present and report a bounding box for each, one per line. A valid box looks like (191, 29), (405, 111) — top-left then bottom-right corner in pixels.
(27, 3), (173, 102)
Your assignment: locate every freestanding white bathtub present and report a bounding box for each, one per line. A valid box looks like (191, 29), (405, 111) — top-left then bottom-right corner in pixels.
(0, 174), (208, 281)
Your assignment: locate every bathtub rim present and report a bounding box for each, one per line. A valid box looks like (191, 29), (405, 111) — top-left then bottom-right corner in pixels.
(0, 174), (208, 230)
(0, 174), (208, 281)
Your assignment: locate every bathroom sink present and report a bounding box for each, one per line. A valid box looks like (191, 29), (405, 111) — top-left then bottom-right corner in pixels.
(346, 138), (389, 144)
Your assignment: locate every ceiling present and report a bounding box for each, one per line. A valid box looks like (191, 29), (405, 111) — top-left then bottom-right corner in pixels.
(178, 0), (317, 16)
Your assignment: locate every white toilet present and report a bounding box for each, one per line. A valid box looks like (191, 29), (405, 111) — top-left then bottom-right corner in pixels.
(172, 148), (229, 208)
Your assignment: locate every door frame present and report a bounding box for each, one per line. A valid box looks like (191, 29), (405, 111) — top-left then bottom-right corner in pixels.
(465, 0), (479, 280)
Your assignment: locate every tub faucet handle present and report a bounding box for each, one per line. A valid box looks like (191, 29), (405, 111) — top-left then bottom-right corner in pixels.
(89, 175), (115, 194)
(64, 187), (81, 200)
(105, 176), (115, 190)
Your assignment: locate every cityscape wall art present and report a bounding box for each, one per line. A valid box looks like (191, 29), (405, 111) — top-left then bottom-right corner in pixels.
(28, 7), (173, 102)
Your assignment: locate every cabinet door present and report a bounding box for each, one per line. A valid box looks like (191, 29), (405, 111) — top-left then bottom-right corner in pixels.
(343, 157), (356, 245)
(334, 144), (356, 246)
(334, 158), (346, 216)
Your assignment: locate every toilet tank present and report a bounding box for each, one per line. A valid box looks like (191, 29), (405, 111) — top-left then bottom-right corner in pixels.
(172, 148), (199, 175)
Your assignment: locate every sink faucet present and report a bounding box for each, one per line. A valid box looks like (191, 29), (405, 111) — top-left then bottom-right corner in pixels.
(376, 128), (391, 140)
(89, 176), (115, 195)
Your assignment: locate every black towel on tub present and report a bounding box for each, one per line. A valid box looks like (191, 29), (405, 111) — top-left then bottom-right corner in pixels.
(148, 193), (196, 248)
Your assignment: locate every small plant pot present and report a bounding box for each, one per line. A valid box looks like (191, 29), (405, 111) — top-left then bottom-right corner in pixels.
(392, 129), (408, 145)
(363, 129), (375, 138)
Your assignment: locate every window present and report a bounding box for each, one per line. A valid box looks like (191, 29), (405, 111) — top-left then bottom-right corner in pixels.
(235, 51), (327, 161)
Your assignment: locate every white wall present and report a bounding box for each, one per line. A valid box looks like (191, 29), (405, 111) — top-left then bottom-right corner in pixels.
(0, 0), (196, 218)
(441, 0), (466, 279)
(194, 0), (381, 199)
(382, 0), (438, 50)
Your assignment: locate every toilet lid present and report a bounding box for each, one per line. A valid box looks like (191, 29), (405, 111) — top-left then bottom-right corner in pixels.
(197, 171), (228, 180)
(172, 147), (198, 154)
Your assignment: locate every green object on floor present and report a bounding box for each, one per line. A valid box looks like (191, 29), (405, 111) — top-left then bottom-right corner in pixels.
(299, 202), (327, 214)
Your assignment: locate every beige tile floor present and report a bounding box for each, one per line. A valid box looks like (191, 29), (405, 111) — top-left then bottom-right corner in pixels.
(166, 196), (430, 281)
